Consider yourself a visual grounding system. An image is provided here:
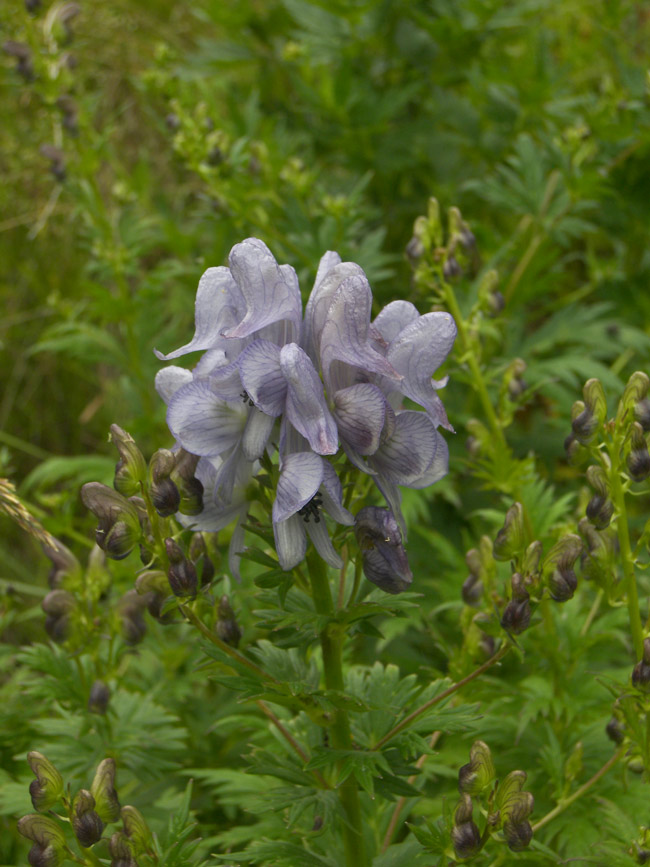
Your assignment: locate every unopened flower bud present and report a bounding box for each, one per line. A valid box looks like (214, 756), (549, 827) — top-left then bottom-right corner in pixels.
(354, 507), (412, 594)
(189, 533), (215, 585)
(504, 819), (533, 851)
(544, 535), (582, 602)
(488, 288), (505, 316)
(56, 95), (78, 134)
(632, 638), (650, 692)
(605, 717), (624, 745)
(165, 112), (180, 131)
(493, 503), (526, 561)
(151, 477), (181, 517)
(27, 844), (62, 867)
(26, 0), (42, 13)
(627, 422), (650, 482)
(634, 399), (650, 432)
(216, 595), (242, 647)
(42, 590), (76, 618)
(501, 573), (531, 634)
(450, 825), (481, 860)
(583, 378), (607, 425)
(117, 591), (147, 645)
(72, 789), (104, 847)
(110, 426), (147, 497)
(121, 805), (152, 854)
(17, 814), (66, 850)
(171, 450), (204, 515)
(3, 40), (34, 80)
(443, 255), (462, 280)
(108, 830), (135, 862)
(88, 680), (111, 714)
(458, 740), (495, 795)
(621, 372), (650, 415)
(39, 145), (66, 182)
(90, 759), (120, 823)
(405, 235), (424, 264)
(81, 483), (141, 560)
(165, 538), (197, 598)
(586, 494), (614, 530)
(27, 753), (63, 812)
(462, 572), (482, 606)
(564, 433), (580, 463)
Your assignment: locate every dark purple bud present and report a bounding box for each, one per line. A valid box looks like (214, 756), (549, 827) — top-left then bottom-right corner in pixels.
(634, 399), (650, 432)
(462, 572), (483, 606)
(451, 820), (482, 859)
(504, 819), (533, 852)
(3, 41), (34, 79)
(26, 0), (42, 13)
(151, 477), (181, 517)
(216, 595), (242, 647)
(172, 450), (204, 515)
(571, 401), (599, 445)
(165, 113), (180, 131)
(42, 590), (76, 618)
(564, 433), (580, 463)
(165, 538), (197, 598)
(27, 752), (63, 812)
(488, 289), (505, 316)
(88, 680), (111, 714)
(81, 483), (141, 560)
(72, 791), (104, 847)
(586, 494), (614, 530)
(458, 741), (495, 794)
(632, 638), (650, 692)
(501, 573), (531, 635)
(405, 236), (424, 264)
(548, 566), (577, 602)
(39, 145), (66, 181)
(627, 423), (650, 482)
(443, 255), (462, 280)
(605, 717), (624, 745)
(44, 614), (70, 642)
(108, 831), (135, 862)
(117, 591), (147, 645)
(28, 845), (61, 867)
(354, 507), (412, 594)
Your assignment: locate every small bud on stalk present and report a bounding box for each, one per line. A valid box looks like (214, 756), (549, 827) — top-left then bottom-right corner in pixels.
(627, 422), (650, 482)
(90, 758), (120, 823)
(88, 680), (111, 714)
(354, 507), (412, 594)
(216, 595), (242, 647)
(493, 503), (526, 562)
(501, 573), (531, 635)
(72, 789), (105, 847)
(165, 538), (197, 597)
(451, 794), (482, 859)
(27, 752), (63, 812)
(632, 637), (650, 692)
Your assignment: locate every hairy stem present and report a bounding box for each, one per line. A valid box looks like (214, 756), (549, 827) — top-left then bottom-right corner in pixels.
(307, 553), (367, 867)
(532, 747), (625, 832)
(374, 644), (509, 751)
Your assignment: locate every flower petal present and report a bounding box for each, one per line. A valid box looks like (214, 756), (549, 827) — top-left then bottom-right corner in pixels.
(369, 411), (437, 486)
(407, 429), (449, 489)
(238, 339), (286, 416)
(224, 238), (301, 339)
(320, 275), (400, 391)
(281, 343), (339, 455)
(274, 514), (307, 570)
(387, 312), (457, 429)
(167, 380), (247, 457)
(372, 300), (420, 345)
(242, 408), (275, 461)
(302, 261), (366, 361)
(272, 452), (324, 523)
(306, 518), (343, 568)
(155, 366), (193, 404)
(154, 267), (243, 359)
(333, 383), (387, 455)
(320, 460), (355, 526)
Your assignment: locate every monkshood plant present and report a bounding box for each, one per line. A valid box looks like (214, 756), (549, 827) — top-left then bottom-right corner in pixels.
(9, 224), (650, 867)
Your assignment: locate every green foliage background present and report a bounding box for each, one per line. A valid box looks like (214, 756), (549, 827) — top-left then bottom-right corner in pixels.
(2, 0), (650, 865)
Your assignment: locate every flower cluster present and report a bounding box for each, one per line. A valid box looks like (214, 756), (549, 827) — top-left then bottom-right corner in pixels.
(155, 238), (456, 579)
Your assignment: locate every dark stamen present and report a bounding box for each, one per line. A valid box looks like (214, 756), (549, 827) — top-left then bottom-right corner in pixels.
(298, 493), (323, 523)
(240, 390), (255, 407)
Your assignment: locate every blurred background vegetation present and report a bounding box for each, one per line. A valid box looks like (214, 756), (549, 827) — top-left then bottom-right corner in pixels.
(2, 0), (650, 864)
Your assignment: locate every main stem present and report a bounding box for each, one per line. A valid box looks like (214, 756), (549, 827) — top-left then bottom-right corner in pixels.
(307, 553), (367, 867)
(610, 464), (644, 660)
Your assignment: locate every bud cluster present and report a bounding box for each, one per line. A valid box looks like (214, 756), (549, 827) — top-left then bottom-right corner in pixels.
(453, 740), (534, 858)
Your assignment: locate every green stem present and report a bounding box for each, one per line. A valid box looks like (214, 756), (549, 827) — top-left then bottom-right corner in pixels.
(531, 747), (625, 832)
(441, 283), (508, 454)
(180, 604), (279, 684)
(307, 553), (367, 867)
(373, 644), (510, 751)
(610, 466), (644, 659)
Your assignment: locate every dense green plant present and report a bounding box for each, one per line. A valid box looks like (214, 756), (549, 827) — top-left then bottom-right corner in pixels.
(3, 1), (650, 865)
